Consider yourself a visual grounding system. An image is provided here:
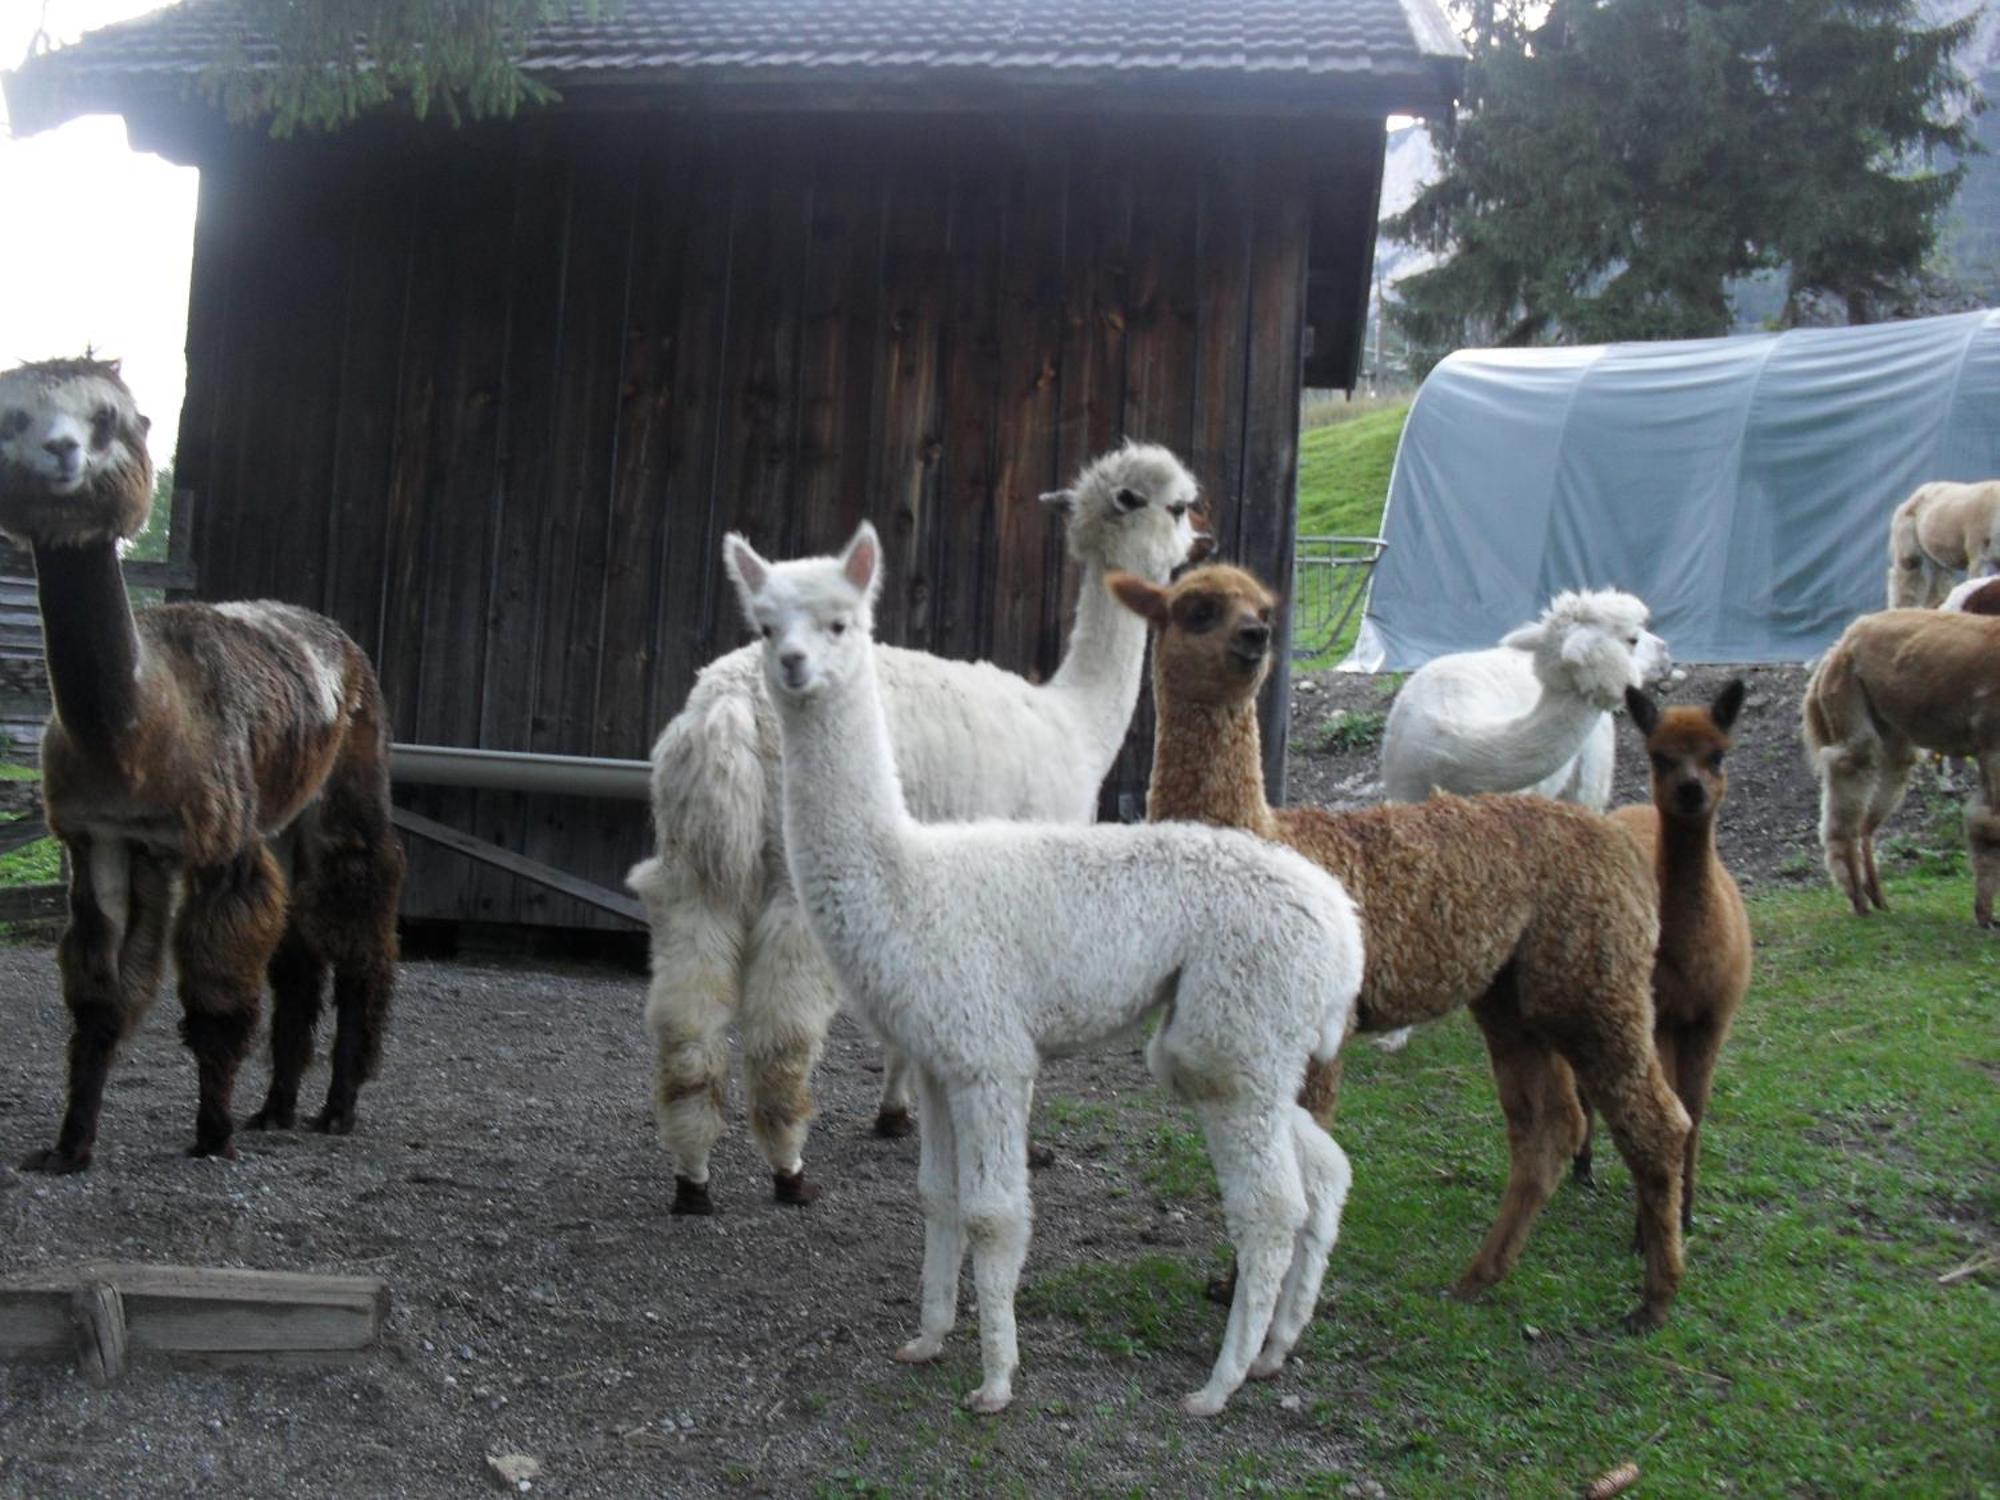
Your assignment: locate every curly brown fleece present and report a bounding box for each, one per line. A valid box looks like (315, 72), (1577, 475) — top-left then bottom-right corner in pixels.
(1111, 564), (1693, 1330)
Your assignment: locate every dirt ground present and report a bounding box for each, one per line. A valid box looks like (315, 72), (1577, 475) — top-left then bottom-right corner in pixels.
(0, 662), (1876, 1498)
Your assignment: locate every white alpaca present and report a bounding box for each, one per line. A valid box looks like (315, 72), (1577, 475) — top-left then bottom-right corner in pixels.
(729, 524), (1363, 1417)
(1378, 589), (1671, 810)
(1886, 479), (2000, 609)
(629, 443), (1205, 1212)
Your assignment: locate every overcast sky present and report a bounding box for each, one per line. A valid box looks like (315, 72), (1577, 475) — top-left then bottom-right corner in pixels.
(2, 1), (198, 464)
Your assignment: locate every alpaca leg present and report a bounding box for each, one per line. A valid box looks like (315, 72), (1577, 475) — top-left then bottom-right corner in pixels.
(875, 1044), (917, 1138)
(740, 891), (841, 1204)
(247, 925), (324, 1131)
(1184, 1101), (1307, 1417)
(1248, 1109), (1352, 1381)
(1818, 754), (1878, 917)
(948, 1078), (1034, 1414)
(1571, 1023), (1689, 1331)
(1966, 765), (1999, 929)
(1572, 1094), (1598, 1189)
(1860, 748), (1916, 912)
(314, 949), (397, 1135)
(1631, 1026), (1681, 1252)
(1208, 1052), (1347, 1307)
(174, 845), (289, 1160)
(21, 838), (155, 1174)
(896, 1069), (963, 1366)
(1667, 1019), (1727, 1234)
(636, 856), (744, 1211)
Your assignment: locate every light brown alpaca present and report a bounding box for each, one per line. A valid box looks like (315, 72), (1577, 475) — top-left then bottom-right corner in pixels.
(1886, 479), (2000, 608)
(1112, 564), (1693, 1330)
(0, 357), (405, 1171)
(1574, 682), (1753, 1238)
(1803, 607), (2000, 928)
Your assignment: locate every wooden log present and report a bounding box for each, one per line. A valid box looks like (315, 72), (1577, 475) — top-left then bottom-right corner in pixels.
(0, 1263), (389, 1380)
(390, 804), (646, 926)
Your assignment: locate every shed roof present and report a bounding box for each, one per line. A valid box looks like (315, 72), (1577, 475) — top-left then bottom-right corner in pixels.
(5, 0), (1463, 140)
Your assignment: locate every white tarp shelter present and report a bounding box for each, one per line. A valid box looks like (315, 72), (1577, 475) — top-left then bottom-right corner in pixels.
(1352, 307), (2000, 668)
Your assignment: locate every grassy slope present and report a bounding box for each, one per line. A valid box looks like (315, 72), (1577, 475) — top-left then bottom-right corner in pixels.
(1291, 402), (1409, 668)
(1017, 872), (1998, 1497)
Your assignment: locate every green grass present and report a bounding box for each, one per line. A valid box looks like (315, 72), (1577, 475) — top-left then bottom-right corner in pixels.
(1018, 871), (1998, 1497)
(1308, 710), (1388, 756)
(1294, 400), (1408, 539)
(0, 761), (57, 895)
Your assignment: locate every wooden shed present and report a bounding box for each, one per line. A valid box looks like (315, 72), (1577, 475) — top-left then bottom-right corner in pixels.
(5, 1), (1461, 932)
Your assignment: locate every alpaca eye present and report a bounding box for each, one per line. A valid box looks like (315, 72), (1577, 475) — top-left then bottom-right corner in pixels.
(1168, 501), (1189, 518)
(0, 410), (26, 439)
(829, 620), (847, 636)
(1708, 751), (1725, 769)
(1187, 601), (1218, 630)
(1114, 488), (1146, 512)
(760, 626), (773, 640)
(89, 408), (116, 448)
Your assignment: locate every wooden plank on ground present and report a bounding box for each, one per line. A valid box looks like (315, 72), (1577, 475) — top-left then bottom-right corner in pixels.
(389, 804), (644, 926)
(0, 884), (65, 923)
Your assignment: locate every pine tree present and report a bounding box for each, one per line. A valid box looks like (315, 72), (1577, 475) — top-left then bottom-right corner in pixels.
(1386, 0), (1983, 366)
(202, 0), (611, 136)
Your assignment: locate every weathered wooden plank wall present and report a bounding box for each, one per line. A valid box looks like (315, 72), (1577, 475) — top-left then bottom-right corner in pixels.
(174, 111), (1377, 927)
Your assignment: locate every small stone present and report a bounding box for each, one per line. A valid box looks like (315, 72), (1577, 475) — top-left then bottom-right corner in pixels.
(456, 1344), (476, 1361)
(1522, 1323), (1544, 1342)
(486, 1453), (541, 1492)
(1343, 1481), (1387, 1500)
(1296, 680), (1319, 694)
(1278, 1395), (1303, 1413)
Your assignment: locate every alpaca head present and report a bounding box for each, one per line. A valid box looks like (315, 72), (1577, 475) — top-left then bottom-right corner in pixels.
(724, 522), (881, 701)
(1499, 589), (1670, 709)
(1943, 575), (2000, 615)
(1108, 563), (1277, 709)
(1625, 678), (1743, 825)
(0, 357), (154, 549)
(1040, 441), (1211, 583)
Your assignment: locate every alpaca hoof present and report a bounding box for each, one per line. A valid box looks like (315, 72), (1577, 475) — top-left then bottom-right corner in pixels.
(894, 1335), (946, 1364)
(19, 1146), (90, 1175)
(309, 1108), (356, 1136)
(772, 1168), (821, 1206)
(964, 1384), (1013, 1415)
(186, 1138), (238, 1161)
(671, 1176), (716, 1216)
(1025, 1141), (1056, 1170)
(873, 1107), (915, 1139)
(1446, 1273), (1491, 1304)
(1246, 1352), (1287, 1382)
(1180, 1388), (1231, 1418)
(1622, 1303), (1669, 1334)
(245, 1102), (296, 1131)
(1571, 1158), (1596, 1190)
(1204, 1267), (1238, 1306)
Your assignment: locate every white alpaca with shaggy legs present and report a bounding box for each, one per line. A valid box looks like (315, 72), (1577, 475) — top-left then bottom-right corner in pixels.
(729, 523), (1362, 1417)
(1379, 588), (1670, 810)
(631, 443), (1205, 1213)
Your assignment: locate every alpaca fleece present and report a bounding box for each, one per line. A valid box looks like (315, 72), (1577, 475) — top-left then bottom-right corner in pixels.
(1120, 563), (1692, 1330)
(1802, 606), (2000, 927)
(731, 525), (1362, 1417)
(0, 357), (404, 1171)
(1886, 479), (2000, 609)
(630, 441), (1205, 1209)
(1379, 587), (1670, 810)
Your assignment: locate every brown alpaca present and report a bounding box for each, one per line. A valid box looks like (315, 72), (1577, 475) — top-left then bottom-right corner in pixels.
(1574, 682), (1753, 1238)
(1111, 564), (1693, 1330)
(1802, 607), (2000, 928)
(0, 357), (405, 1171)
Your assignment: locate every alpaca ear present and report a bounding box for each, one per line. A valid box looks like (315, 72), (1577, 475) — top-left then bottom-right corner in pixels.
(840, 522), (882, 601)
(1106, 572), (1170, 625)
(1624, 685), (1659, 736)
(1711, 677), (1746, 733)
(722, 532), (769, 605)
(1500, 622), (1544, 651)
(1038, 488), (1076, 516)
(137, 414), (152, 436)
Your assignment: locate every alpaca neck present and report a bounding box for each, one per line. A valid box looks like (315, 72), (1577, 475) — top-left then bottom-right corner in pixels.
(1475, 683), (1605, 785)
(1048, 563), (1151, 757)
(1146, 681), (1278, 838)
(33, 539), (147, 759)
(775, 647), (911, 923)
(1655, 810), (1719, 931)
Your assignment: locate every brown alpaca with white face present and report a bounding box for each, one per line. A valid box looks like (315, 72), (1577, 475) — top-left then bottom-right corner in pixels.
(0, 357), (404, 1172)
(1573, 683), (1753, 1238)
(1112, 564), (1694, 1331)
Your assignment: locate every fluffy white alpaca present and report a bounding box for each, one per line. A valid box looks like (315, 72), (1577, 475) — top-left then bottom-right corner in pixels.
(729, 523), (1363, 1417)
(1379, 589), (1671, 810)
(1886, 479), (2000, 609)
(630, 444), (1205, 1212)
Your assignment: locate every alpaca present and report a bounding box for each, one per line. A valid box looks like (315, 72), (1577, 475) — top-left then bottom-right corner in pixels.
(1113, 564), (1691, 1330)
(630, 442), (1206, 1213)
(728, 524), (1363, 1417)
(1886, 479), (2000, 609)
(1574, 682), (1753, 1240)
(1803, 607), (2000, 927)
(1941, 575), (2000, 615)
(0, 357), (403, 1171)
(1379, 589), (1671, 810)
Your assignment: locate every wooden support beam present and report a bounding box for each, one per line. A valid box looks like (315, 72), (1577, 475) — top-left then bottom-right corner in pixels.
(389, 805), (646, 926)
(0, 1263), (389, 1382)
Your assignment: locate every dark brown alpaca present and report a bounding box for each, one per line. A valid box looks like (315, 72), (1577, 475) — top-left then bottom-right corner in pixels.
(0, 357), (404, 1172)
(1112, 565), (1693, 1329)
(1575, 682), (1753, 1237)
